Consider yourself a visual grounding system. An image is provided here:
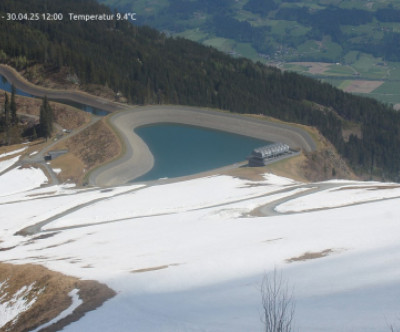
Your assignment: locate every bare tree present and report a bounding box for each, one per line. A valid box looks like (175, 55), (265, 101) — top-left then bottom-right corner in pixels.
(389, 316), (400, 332)
(261, 269), (295, 332)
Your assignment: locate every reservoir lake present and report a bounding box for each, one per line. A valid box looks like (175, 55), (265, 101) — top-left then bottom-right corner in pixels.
(1, 74), (271, 180)
(134, 123), (270, 181)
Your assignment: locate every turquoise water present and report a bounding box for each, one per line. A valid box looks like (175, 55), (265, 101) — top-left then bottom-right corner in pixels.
(134, 124), (270, 181)
(52, 99), (109, 116)
(1, 75), (33, 97)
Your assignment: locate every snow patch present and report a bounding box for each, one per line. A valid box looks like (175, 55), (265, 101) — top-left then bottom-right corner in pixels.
(0, 147), (27, 159)
(0, 167), (48, 197)
(276, 184), (400, 212)
(53, 168), (62, 174)
(0, 283), (37, 328)
(0, 156), (20, 173)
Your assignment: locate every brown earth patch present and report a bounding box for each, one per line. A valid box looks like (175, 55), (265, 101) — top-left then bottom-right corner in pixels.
(225, 123), (356, 183)
(52, 117), (121, 185)
(224, 154), (308, 183)
(286, 249), (334, 263)
(130, 263), (180, 273)
(333, 185), (400, 191)
(0, 246), (16, 251)
(50, 153), (86, 184)
(0, 92), (91, 132)
(31, 233), (59, 241)
(27, 191), (57, 197)
(263, 154), (309, 183)
(0, 144), (27, 158)
(222, 115), (322, 182)
(342, 80), (383, 94)
(301, 133), (357, 182)
(0, 262), (115, 332)
(223, 166), (271, 182)
(131, 265), (169, 273)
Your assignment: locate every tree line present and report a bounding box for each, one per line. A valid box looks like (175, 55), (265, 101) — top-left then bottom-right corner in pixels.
(1, 0), (400, 180)
(1, 83), (53, 144)
(0, 85), (17, 145)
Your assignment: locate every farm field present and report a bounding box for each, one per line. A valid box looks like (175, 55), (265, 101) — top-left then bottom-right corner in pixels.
(281, 54), (400, 106)
(99, 0), (400, 105)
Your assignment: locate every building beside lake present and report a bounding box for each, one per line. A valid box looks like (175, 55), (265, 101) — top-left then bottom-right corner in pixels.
(248, 143), (290, 166)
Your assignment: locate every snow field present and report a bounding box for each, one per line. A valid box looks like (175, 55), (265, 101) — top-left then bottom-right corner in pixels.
(43, 175), (300, 229)
(0, 167), (48, 197)
(0, 155), (400, 331)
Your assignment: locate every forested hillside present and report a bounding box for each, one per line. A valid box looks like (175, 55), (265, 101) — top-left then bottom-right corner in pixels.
(100, 0), (400, 62)
(1, 0), (400, 180)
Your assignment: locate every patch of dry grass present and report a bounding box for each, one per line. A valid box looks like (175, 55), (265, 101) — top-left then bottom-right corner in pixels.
(50, 153), (86, 184)
(286, 249), (334, 263)
(333, 185), (400, 191)
(224, 123), (355, 183)
(343, 80), (384, 94)
(130, 263), (180, 273)
(0, 143), (28, 160)
(222, 166), (271, 181)
(301, 129), (358, 182)
(263, 154), (309, 183)
(0, 262), (115, 332)
(52, 118), (121, 185)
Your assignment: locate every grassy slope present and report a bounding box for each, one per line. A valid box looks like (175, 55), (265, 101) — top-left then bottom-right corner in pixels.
(0, 262), (115, 332)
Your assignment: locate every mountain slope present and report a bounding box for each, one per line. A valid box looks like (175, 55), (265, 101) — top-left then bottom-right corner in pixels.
(1, 149), (400, 331)
(100, 0), (400, 106)
(99, 0), (400, 62)
(1, 0), (400, 180)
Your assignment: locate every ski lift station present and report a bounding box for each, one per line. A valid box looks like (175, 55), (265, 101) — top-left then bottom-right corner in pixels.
(248, 143), (291, 166)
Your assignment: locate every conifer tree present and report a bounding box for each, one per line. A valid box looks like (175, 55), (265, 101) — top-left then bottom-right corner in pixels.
(3, 93), (10, 145)
(10, 84), (17, 125)
(39, 96), (53, 140)
(4, 92), (10, 127)
(32, 126), (37, 140)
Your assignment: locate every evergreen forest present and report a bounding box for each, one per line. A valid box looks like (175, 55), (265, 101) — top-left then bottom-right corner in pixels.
(1, 0), (400, 180)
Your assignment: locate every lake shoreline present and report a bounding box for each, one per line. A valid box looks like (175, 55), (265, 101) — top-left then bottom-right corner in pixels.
(0, 64), (317, 187)
(88, 105), (316, 187)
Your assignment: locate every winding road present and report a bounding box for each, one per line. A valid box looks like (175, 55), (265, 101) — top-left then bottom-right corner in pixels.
(0, 64), (317, 187)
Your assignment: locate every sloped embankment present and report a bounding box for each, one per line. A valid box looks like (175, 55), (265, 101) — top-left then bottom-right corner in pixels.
(0, 263), (115, 332)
